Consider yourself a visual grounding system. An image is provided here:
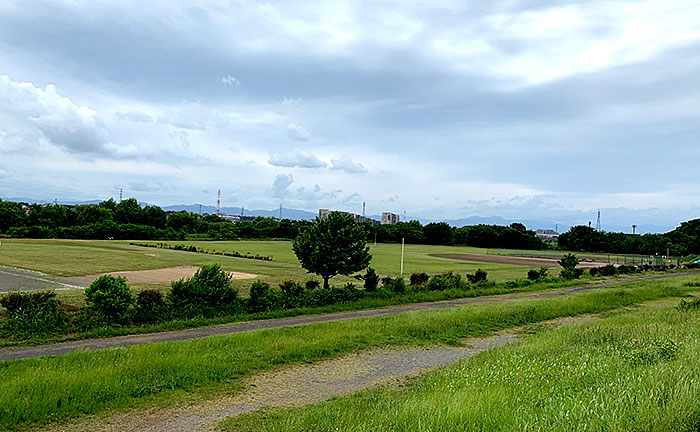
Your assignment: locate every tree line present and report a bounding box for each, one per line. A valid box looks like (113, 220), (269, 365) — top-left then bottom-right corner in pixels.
(0, 198), (548, 249)
(557, 222), (700, 256)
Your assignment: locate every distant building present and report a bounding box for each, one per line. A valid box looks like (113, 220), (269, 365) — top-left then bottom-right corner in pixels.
(535, 229), (559, 241)
(220, 215), (241, 223)
(318, 209), (379, 225)
(381, 212), (400, 225)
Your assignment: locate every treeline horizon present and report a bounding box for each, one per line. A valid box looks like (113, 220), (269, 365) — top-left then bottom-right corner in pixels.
(0, 198), (698, 256)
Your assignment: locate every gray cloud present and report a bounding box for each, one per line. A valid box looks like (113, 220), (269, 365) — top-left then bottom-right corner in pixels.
(272, 173), (294, 198)
(330, 155), (367, 174)
(268, 149), (326, 168)
(287, 123), (311, 142)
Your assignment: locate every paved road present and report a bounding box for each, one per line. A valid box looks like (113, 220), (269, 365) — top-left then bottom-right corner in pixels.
(0, 266), (83, 293)
(0, 272), (695, 362)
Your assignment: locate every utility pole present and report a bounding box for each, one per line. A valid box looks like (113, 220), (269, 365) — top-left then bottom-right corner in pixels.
(119, 188), (123, 203)
(199, 204), (202, 215)
(216, 189), (221, 216)
(400, 237), (405, 275)
(595, 210), (601, 231)
(279, 203), (283, 221)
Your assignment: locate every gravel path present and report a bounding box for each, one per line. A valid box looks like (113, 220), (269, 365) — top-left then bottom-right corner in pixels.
(39, 332), (522, 432)
(1, 272), (693, 362)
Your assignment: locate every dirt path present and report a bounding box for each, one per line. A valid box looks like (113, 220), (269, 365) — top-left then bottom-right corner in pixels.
(430, 253), (605, 268)
(1, 272), (693, 362)
(41, 315), (599, 432)
(61, 267), (257, 287)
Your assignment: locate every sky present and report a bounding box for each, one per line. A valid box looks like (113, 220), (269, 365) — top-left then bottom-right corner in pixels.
(1, 0), (699, 232)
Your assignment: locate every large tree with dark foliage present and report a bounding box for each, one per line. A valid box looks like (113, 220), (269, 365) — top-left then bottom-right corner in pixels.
(292, 211), (371, 289)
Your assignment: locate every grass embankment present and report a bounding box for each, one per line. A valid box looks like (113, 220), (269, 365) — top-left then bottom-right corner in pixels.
(228, 295), (700, 431)
(0, 276), (586, 348)
(0, 278), (695, 431)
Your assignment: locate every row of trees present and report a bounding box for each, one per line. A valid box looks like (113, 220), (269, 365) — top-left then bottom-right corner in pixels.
(0, 198), (546, 249)
(558, 221), (700, 256)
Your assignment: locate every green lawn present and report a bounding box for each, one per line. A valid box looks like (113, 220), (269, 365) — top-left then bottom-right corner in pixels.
(0, 277), (695, 431)
(227, 294), (700, 431)
(0, 239), (545, 290)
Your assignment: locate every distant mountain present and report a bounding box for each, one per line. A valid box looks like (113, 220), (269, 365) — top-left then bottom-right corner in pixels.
(161, 204), (318, 221)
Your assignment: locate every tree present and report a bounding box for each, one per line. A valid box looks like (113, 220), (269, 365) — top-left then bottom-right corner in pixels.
(292, 211), (372, 289)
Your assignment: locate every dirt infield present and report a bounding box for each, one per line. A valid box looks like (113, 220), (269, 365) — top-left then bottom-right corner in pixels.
(429, 253), (605, 268)
(62, 266), (258, 287)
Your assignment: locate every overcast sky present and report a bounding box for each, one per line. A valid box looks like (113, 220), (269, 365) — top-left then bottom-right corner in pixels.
(1, 0), (699, 229)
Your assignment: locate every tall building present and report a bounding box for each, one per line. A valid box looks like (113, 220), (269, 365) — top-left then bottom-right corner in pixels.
(381, 212), (400, 225)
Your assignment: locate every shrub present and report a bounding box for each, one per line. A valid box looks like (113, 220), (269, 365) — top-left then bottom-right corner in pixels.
(363, 267), (379, 292)
(300, 285), (363, 307)
(599, 264), (618, 277)
(0, 291), (68, 338)
(279, 281), (306, 309)
(168, 264), (237, 315)
(677, 297), (700, 312)
(409, 272), (430, 286)
(134, 290), (167, 323)
(381, 277), (394, 286)
(617, 264), (638, 274)
(305, 280), (321, 290)
(560, 268), (584, 280)
(558, 253), (579, 270)
(385, 277), (406, 294)
(247, 281), (280, 312)
(84, 275), (133, 322)
(426, 275), (450, 291)
(467, 269), (488, 284)
(527, 269), (541, 280)
(589, 267), (600, 277)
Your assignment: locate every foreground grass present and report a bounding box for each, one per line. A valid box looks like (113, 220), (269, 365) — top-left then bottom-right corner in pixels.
(227, 298), (700, 431)
(0, 278), (694, 431)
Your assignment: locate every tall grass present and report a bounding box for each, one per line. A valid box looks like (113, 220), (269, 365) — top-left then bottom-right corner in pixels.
(228, 300), (700, 431)
(0, 279), (691, 430)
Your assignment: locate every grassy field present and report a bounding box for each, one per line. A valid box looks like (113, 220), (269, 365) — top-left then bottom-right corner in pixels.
(0, 239), (549, 293)
(0, 277), (696, 431)
(227, 296), (700, 431)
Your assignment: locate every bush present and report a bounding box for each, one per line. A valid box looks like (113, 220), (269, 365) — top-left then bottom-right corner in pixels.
(279, 281), (306, 309)
(84, 275), (133, 322)
(363, 267), (379, 292)
(134, 290), (167, 323)
(409, 272), (430, 286)
(560, 268), (584, 280)
(168, 264), (238, 315)
(558, 253), (579, 270)
(426, 275), (450, 291)
(305, 280), (321, 290)
(677, 297), (700, 312)
(527, 269), (541, 280)
(467, 269), (488, 284)
(383, 277), (406, 294)
(599, 264), (618, 276)
(300, 285), (363, 307)
(0, 291), (67, 338)
(589, 267), (600, 277)
(527, 266), (549, 281)
(247, 281), (280, 312)
(617, 264), (638, 274)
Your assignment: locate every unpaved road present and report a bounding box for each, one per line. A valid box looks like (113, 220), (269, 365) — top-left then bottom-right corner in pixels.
(430, 253), (606, 268)
(61, 267), (258, 287)
(40, 315), (599, 432)
(39, 333), (523, 432)
(1, 272), (693, 362)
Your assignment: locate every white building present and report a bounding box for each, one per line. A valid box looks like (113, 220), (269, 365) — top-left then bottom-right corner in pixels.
(381, 212), (400, 225)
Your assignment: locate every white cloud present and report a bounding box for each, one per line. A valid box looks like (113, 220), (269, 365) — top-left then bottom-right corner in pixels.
(287, 123), (311, 141)
(220, 75), (240, 86)
(0, 75), (115, 155)
(330, 154), (367, 173)
(272, 173), (294, 198)
(268, 148), (326, 168)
